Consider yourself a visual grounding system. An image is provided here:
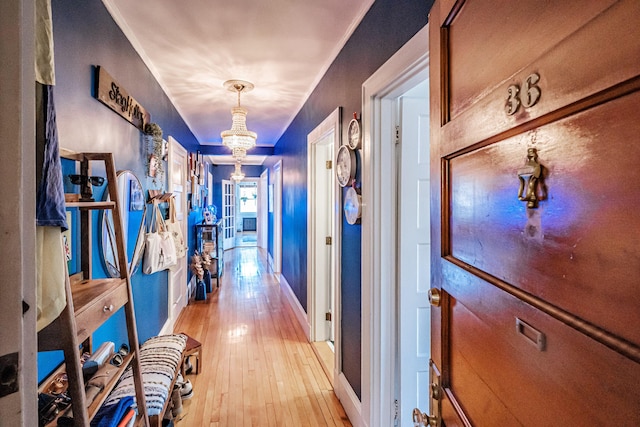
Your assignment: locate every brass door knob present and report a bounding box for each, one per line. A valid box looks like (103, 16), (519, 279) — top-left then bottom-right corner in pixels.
(412, 408), (437, 426)
(428, 288), (441, 307)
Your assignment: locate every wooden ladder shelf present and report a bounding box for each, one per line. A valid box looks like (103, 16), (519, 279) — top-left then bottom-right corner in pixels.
(38, 150), (149, 427)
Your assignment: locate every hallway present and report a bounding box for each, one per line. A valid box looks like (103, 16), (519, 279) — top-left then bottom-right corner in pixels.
(173, 247), (351, 426)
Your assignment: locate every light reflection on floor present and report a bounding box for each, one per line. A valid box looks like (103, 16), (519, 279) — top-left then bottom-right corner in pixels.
(227, 323), (248, 343)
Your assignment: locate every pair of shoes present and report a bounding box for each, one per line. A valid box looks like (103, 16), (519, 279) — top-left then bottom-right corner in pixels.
(171, 384), (183, 417)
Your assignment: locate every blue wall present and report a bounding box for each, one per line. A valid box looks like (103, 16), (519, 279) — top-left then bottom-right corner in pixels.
(264, 0), (432, 399)
(38, 0), (199, 383)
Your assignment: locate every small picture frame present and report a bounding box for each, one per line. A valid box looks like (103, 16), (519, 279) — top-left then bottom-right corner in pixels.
(129, 178), (144, 211)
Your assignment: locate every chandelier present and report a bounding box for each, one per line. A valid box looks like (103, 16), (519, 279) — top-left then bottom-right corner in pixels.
(220, 79), (257, 160)
(230, 162), (245, 181)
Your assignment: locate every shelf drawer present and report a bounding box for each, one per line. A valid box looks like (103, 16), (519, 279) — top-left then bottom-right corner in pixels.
(73, 278), (128, 343)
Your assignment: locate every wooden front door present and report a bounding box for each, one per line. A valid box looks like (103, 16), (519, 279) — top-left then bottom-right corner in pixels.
(429, 1), (640, 425)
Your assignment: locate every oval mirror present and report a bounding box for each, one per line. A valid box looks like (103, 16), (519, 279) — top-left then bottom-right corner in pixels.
(100, 170), (146, 277)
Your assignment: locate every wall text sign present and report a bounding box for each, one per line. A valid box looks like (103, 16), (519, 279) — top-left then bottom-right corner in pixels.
(94, 66), (150, 130)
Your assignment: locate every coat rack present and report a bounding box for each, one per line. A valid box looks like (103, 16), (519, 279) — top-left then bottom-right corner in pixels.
(147, 189), (173, 203)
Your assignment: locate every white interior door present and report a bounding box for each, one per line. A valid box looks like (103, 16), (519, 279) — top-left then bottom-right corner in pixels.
(398, 86), (430, 425)
(222, 179), (236, 250)
(311, 135), (334, 341)
(167, 136), (188, 330)
(258, 170), (268, 249)
(273, 161), (282, 275)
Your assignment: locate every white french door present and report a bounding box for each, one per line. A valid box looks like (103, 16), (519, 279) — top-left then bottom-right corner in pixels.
(222, 179), (236, 250)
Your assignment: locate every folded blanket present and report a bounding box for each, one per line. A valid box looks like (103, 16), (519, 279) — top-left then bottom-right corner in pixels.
(103, 334), (187, 417)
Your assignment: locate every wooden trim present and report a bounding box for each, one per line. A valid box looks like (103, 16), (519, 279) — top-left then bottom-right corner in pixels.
(444, 255), (640, 364)
(439, 26), (450, 126)
(442, 75), (640, 160)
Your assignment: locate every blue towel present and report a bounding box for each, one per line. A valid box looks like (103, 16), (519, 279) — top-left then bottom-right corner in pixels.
(90, 396), (135, 427)
(36, 84), (68, 231)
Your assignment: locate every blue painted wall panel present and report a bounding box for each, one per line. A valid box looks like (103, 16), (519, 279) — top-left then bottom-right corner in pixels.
(264, 0), (432, 399)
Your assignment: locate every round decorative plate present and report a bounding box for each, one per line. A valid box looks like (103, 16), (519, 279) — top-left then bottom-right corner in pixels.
(347, 117), (362, 150)
(336, 145), (356, 187)
(344, 186), (362, 225)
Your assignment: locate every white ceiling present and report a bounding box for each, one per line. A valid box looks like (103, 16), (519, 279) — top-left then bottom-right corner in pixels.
(103, 0), (373, 156)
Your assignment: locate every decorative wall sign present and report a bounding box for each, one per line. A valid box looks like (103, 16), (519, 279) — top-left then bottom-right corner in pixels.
(94, 66), (150, 130)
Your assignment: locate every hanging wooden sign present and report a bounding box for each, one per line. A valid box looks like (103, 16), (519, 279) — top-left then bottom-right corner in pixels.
(94, 65), (150, 130)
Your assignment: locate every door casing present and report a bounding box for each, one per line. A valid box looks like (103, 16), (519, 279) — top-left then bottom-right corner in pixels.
(360, 24), (429, 427)
(1, 1), (36, 424)
(164, 136), (188, 333)
(307, 107), (341, 377)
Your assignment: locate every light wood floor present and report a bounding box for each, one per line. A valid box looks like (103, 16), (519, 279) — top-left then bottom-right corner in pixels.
(172, 247), (352, 427)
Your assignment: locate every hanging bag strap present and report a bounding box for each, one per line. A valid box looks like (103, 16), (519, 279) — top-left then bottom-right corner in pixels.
(147, 200), (159, 233)
(169, 196), (177, 223)
(155, 202), (169, 232)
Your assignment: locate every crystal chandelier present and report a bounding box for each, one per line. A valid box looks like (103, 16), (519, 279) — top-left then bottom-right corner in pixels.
(220, 80), (257, 160)
(230, 162), (245, 181)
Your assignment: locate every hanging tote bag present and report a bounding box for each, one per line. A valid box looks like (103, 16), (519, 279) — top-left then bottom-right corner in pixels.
(143, 202), (178, 274)
(167, 196), (187, 259)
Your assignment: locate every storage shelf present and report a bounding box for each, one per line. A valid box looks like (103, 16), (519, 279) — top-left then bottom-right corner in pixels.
(37, 149), (149, 427)
(40, 353), (135, 427)
(65, 200), (116, 210)
(86, 353), (134, 418)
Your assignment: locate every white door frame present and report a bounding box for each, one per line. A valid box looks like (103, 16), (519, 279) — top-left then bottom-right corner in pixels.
(164, 136), (188, 333)
(1, 0), (36, 424)
(258, 170), (268, 249)
(361, 24), (429, 427)
(272, 160), (283, 276)
(307, 107), (341, 365)
(236, 178), (259, 235)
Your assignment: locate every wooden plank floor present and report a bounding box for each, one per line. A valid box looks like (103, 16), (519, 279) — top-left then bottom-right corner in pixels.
(173, 247), (352, 427)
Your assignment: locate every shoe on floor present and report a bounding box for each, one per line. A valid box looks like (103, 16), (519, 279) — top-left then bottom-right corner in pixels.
(184, 357), (193, 375)
(171, 384), (183, 416)
(181, 379), (193, 400)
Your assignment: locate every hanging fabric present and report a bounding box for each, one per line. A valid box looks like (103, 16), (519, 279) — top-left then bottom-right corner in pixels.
(36, 83), (68, 331)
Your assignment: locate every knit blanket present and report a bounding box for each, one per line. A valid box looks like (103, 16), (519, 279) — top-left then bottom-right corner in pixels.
(103, 334), (187, 416)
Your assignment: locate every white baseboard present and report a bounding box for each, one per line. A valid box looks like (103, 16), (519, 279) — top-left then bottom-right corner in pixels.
(279, 274), (310, 341)
(159, 318), (174, 336)
(336, 372), (363, 427)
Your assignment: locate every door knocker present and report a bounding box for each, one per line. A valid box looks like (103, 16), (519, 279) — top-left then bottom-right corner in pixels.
(517, 148), (546, 209)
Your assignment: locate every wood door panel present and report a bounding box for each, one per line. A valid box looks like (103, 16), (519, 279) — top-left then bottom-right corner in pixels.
(446, 0), (616, 121)
(441, 0), (640, 155)
(446, 90), (640, 349)
(430, 0), (640, 425)
(444, 270), (640, 425)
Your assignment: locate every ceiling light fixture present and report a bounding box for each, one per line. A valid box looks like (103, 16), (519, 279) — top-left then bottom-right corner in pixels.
(220, 79), (257, 160)
(231, 162), (245, 181)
